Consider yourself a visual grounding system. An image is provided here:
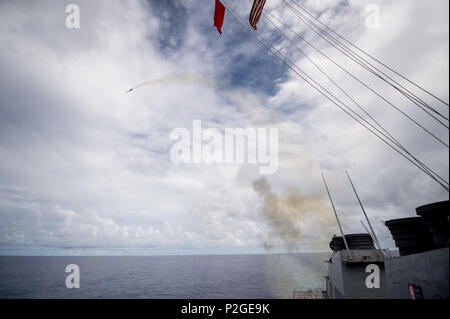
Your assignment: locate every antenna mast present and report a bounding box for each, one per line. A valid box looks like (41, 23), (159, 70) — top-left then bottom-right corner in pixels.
(322, 173), (351, 259)
(346, 171), (384, 253)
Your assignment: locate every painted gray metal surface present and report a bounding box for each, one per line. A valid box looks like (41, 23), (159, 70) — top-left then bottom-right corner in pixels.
(385, 247), (449, 299)
(326, 249), (387, 299)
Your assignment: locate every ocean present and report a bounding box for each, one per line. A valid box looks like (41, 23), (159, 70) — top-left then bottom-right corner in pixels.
(0, 253), (329, 299)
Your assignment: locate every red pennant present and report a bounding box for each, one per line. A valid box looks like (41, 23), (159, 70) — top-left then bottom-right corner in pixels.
(214, 0), (225, 35)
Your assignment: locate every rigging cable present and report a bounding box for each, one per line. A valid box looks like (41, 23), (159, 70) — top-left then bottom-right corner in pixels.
(281, 0), (449, 127)
(219, 0), (449, 191)
(291, 0), (450, 108)
(283, 0), (449, 120)
(263, 8), (449, 138)
(261, 10), (449, 186)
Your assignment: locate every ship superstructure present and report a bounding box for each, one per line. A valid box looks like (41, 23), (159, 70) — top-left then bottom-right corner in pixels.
(324, 200), (449, 299)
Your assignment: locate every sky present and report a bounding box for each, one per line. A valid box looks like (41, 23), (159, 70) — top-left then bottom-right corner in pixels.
(0, 0), (448, 256)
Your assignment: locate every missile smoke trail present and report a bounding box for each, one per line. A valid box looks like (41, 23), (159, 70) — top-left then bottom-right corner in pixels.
(126, 76), (217, 93)
(125, 75), (275, 123)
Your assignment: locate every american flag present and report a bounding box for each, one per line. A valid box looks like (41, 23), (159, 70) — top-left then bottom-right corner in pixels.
(249, 0), (267, 31)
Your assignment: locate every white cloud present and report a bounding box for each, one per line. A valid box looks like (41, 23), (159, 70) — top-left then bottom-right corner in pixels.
(0, 0), (448, 254)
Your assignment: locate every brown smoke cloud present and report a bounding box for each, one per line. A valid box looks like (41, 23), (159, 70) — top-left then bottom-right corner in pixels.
(253, 177), (334, 251)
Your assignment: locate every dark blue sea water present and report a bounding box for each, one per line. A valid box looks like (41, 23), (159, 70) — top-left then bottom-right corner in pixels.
(0, 253), (328, 299)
